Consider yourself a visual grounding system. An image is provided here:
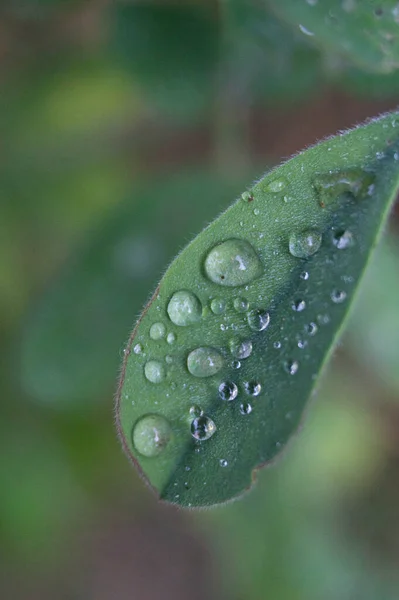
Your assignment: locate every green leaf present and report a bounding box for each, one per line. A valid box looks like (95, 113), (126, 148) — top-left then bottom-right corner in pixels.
(116, 112), (399, 508)
(267, 0), (399, 73)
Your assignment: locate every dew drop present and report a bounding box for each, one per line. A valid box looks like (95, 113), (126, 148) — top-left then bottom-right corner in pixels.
(167, 332), (176, 344)
(253, 208), (260, 216)
(191, 416), (217, 441)
(240, 402), (253, 415)
(284, 360), (299, 375)
(204, 239), (263, 287)
(305, 322), (318, 336)
(300, 271), (309, 281)
(132, 414), (172, 457)
(273, 341), (281, 349)
(333, 230), (353, 249)
(144, 360), (165, 384)
(229, 338), (253, 359)
(133, 343), (143, 355)
(241, 191), (254, 202)
(218, 381), (238, 402)
(297, 339), (308, 349)
(233, 296), (249, 313)
(189, 405), (203, 418)
(331, 289), (347, 303)
(149, 322), (166, 340)
(220, 459), (228, 467)
(292, 299), (306, 312)
(266, 179), (287, 193)
(232, 360), (241, 369)
(187, 347), (223, 378)
(167, 290), (202, 326)
(210, 298), (226, 315)
(244, 381), (262, 396)
(247, 309), (270, 331)
(289, 230), (322, 259)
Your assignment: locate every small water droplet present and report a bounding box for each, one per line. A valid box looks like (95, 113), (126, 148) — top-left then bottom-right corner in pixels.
(187, 347), (223, 378)
(132, 414), (172, 457)
(240, 402), (253, 415)
(229, 338), (253, 359)
(133, 343), (143, 355)
(167, 332), (176, 344)
(165, 355), (173, 364)
(299, 23), (315, 36)
(204, 239), (263, 287)
(284, 360), (299, 375)
(253, 208), (260, 216)
(247, 309), (270, 331)
(189, 405), (203, 418)
(191, 415), (217, 441)
(297, 339), (308, 349)
(233, 297), (249, 313)
(300, 271), (309, 280)
(292, 299), (306, 312)
(232, 360), (241, 369)
(331, 289), (347, 303)
(305, 322), (318, 336)
(167, 290), (202, 326)
(333, 230), (353, 249)
(317, 314), (330, 325)
(241, 191), (254, 202)
(210, 298), (226, 315)
(289, 230), (322, 258)
(273, 341), (281, 349)
(219, 459), (228, 467)
(266, 179), (287, 193)
(149, 322), (166, 340)
(244, 381), (262, 396)
(218, 381), (238, 402)
(144, 360), (166, 384)
(185, 465), (191, 471)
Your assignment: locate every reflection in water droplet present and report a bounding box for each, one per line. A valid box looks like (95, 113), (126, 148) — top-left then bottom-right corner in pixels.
(284, 360), (299, 375)
(132, 414), (172, 457)
(305, 322), (318, 336)
(204, 239), (263, 287)
(144, 360), (165, 383)
(299, 23), (315, 36)
(247, 309), (270, 331)
(149, 322), (166, 340)
(167, 290), (202, 326)
(220, 459), (228, 467)
(187, 347), (223, 378)
(133, 343), (143, 354)
(333, 230), (353, 249)
(233, 297), (249, 313)
(266, 179), (287, 193)
(210, 298), (226, 315)
(289, 230), (322, 258)
(189, 405), (203, 418)
(244, 381), (262, 396)
(191, 416), (217, 440)
(292, 299), (306, 312)
(229, 338), (253, 359)
(240, 402), (253, 415)
(219, 381), (238, 401)
(167, 332), (176, 344)
(331, 289), (347, 303)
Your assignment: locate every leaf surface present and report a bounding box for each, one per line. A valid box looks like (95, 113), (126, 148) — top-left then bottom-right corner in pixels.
(117, 112), (399, 507)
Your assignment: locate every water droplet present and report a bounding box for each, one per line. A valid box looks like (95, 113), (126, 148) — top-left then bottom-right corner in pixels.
(189, 405), (203, 418)
(149, 322), (166, 340)
(317, 314), (330, 325)
(240, 402), (253, 415)
(167, 332), (176, 344)
(133, 343), (143, 354)
(273, 341), (281, 349)
(204, 239), (263, 287)
(300, 271), (309, 280)
(333, 230), (353, 249)
(218, 381), (238, 401)
(299, 24), (315, 36)
(232, 360), (241, 369)
(247, 309), (270, 331)
(284, 360), (299, 375)
(144, 360), (166, 384)
(167, 290), (202, 326)
(244, 381), (262, 396)
(220, 459), (228, 467)
(132, 414), (172, 457)
(297, 339), (308, 349)
(191, 416), (217, 441)
(187, 347), (223, 378)
(314, 168), (375, 204)
(229, 338), (253, 359)
(331, 289), (347, 303)
(305, 322), (318, 336)
(292, 299), (306, 312)
(253, 208), (260, 216)
(289, 230), (322, 258)
(241, 191), (254, 202)
(210, 298), (226, 315)
(266, 179), (287, 193)
(233, 297), (249, 313)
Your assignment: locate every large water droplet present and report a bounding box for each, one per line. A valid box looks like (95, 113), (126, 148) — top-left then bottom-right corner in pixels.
(144, 360), (166, 384)
(284, 360), (299, 375)
(229, 338), (253, 359)
(292, 299), (306, 312)
(289, 230), (322, 258)
(219, 381), (238, 401)
(331, 289), (347, 303)
(187, 347), (223, 378)
(167, 290), (202, 326)
(240, 402), (253, 415)
(244, 381), (262, 396)
(247, 309), (270, 331)
(204, 239), (263, 287)
(149, 322), (166, 340)
(132, 414), (172, 457)
(333, 230), (353, 249)
(233, 297), (249, 313)
(191, 416), (217, 440)
(210, 298), (226, 315)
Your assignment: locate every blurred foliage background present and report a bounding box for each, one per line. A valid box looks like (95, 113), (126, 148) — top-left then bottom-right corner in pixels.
(2, 1), (399, 598)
